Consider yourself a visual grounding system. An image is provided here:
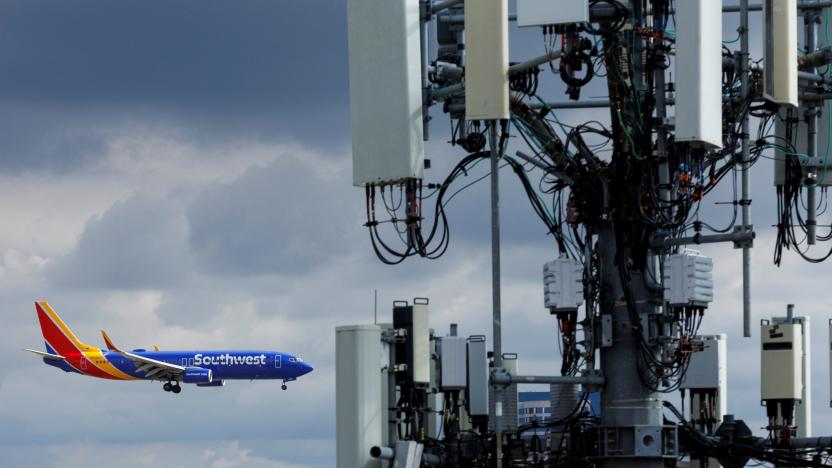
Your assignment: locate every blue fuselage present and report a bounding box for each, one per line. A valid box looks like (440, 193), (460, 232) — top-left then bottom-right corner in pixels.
(47, 349), (313, 382)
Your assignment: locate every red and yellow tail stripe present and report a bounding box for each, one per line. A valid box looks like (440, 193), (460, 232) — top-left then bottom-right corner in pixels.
(35, 301), (136, 380)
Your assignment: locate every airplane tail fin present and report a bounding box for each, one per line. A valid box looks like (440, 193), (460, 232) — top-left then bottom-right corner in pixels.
(34, 301), (92, 355)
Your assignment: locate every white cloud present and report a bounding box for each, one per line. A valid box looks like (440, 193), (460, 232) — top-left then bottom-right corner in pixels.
(0, 439), (330, 468)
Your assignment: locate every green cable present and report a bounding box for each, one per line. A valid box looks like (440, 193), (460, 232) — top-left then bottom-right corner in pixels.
(723, 33), (741, 45)
(617, 109), (644, 160)
(531, 95), (572, 140)
(763, 145), (812, 160)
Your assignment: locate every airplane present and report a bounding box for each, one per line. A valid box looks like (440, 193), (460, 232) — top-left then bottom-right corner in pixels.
(24, 301), (313, 394)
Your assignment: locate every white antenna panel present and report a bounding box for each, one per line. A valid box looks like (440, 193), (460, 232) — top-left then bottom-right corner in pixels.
(675, 0), (723, 149)
(464, 0), (509, 120)
(763, 0), (798, 107)
(347, 0), (424, 186)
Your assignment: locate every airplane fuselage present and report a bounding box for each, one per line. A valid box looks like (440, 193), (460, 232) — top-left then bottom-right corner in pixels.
(29, 301), (313, 393)
(45, 348), (312, 382)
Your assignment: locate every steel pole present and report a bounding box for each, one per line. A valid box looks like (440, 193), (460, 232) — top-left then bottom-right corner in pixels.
(807, 10), (819, 245)
(489, 123), (503, 467)
(598, 227), (664, 468)
(740, 0), (753, 338)
(490, 123), (502, 371)
(597, 3), (663, 465)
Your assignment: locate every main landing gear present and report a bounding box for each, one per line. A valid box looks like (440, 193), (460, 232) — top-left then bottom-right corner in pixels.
(163, 381), (181, 394)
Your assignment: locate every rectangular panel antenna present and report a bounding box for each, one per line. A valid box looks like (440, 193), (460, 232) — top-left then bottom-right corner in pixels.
(347, 0), (425, 186)
(763, 0), (798, 107)
(393, 301), (430, 386)
(440, 336), (467, 390)
(675, 0), (723, 149)
(466, 336), (489, 416)
(464, 0), (509, 120)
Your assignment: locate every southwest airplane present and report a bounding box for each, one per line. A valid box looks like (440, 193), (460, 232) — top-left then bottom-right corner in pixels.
(24, 301), (313, 393)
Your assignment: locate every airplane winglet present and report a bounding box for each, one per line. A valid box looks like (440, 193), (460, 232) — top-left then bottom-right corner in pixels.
(23, 348), (65, 361)
(101, 330), (122, 353)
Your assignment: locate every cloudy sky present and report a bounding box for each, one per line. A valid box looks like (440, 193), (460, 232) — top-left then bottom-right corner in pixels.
(0, 2), (830, 467)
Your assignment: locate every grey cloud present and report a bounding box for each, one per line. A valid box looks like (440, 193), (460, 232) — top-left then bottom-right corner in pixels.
(0, 0), (351, 173)
(47, 195), (191, 289)
(0, 104), (107, 173)
(0, 0), (347, 111)
(187, 155), (359, 276)
(1, 439), (331, 468)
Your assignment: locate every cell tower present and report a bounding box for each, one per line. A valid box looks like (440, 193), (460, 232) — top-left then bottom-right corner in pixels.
(339, 0), (832, 466)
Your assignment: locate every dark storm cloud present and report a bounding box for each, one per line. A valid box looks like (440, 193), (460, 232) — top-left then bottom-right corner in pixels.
(0, 0), (350, 171)
(187, 155), (358, 276)
(0, 104), (109, 172)
(48, 195), (191, 288)
(0, 0), (347, 108)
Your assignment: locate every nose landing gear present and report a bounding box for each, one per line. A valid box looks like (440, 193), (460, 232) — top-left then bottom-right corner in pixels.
(281, 376), (296, 390)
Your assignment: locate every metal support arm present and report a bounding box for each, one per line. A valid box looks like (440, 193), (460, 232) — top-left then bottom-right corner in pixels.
(490, 368), (605, 386)
(650, 227), (756, 250)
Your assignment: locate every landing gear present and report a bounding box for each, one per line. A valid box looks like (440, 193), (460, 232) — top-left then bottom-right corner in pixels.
(281, 377), (296, 390)
(163, 381), (181, 394)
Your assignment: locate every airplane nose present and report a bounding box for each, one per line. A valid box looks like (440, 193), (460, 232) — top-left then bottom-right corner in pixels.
(301, 362), (314, 375)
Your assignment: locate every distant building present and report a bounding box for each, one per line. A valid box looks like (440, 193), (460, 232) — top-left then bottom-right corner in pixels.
(518, 390), (601, 426)
(518, 391), (552, 426)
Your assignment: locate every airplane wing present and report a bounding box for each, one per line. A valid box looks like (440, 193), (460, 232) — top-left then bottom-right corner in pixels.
(101, 330), (184, 380)
(23, 348), (65, 361)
